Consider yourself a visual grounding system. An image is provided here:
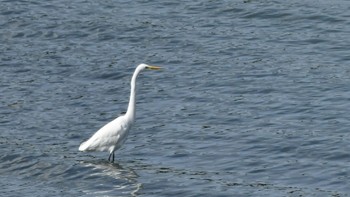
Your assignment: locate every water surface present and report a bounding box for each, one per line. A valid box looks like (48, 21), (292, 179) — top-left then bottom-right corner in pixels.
(1, 0), (350, 196)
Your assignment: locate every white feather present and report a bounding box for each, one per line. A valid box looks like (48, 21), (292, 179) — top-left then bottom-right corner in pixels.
(79, 115), (132, 153)
(78, 63), (161, 162)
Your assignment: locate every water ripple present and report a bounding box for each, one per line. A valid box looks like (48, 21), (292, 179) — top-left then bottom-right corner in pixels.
(2, 0), (350, 196)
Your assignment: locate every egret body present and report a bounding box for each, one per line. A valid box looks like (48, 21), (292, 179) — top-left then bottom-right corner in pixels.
(79, 63), (161, 162)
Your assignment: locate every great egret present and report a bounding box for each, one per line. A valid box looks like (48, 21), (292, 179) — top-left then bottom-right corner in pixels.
(79, 63), (161, 162)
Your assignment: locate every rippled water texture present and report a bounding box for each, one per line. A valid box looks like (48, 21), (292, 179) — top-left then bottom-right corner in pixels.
(2, 0), (350, 196)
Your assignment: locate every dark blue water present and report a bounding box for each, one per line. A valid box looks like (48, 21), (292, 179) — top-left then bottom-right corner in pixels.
(2, 0), (350, 196)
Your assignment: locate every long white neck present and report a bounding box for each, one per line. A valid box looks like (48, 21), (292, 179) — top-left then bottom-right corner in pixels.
(125, 67), (142, 122)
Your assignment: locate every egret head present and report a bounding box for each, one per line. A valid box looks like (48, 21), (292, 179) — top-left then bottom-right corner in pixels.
(138, 63), (161, 71)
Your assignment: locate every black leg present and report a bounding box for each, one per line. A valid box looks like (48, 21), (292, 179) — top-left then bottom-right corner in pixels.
(108, 152), (115, 163)
(108, 153), (112, 162)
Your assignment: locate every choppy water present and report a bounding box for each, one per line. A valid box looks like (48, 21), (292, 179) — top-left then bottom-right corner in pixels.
(2, 0), (350, 196)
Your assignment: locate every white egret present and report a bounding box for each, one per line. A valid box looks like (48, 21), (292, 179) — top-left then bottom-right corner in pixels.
(79, 63), (161, 162)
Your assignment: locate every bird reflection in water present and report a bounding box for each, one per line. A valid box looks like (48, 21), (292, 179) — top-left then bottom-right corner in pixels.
(80, 160), (142, 196)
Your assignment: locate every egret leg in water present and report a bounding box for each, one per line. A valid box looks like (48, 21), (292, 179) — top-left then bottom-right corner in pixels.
(108, 152), (115, 163)
(79, 63), (161, 162)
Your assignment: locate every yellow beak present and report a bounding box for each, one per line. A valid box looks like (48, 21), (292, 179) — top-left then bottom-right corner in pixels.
(146, 65), (161, 70)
